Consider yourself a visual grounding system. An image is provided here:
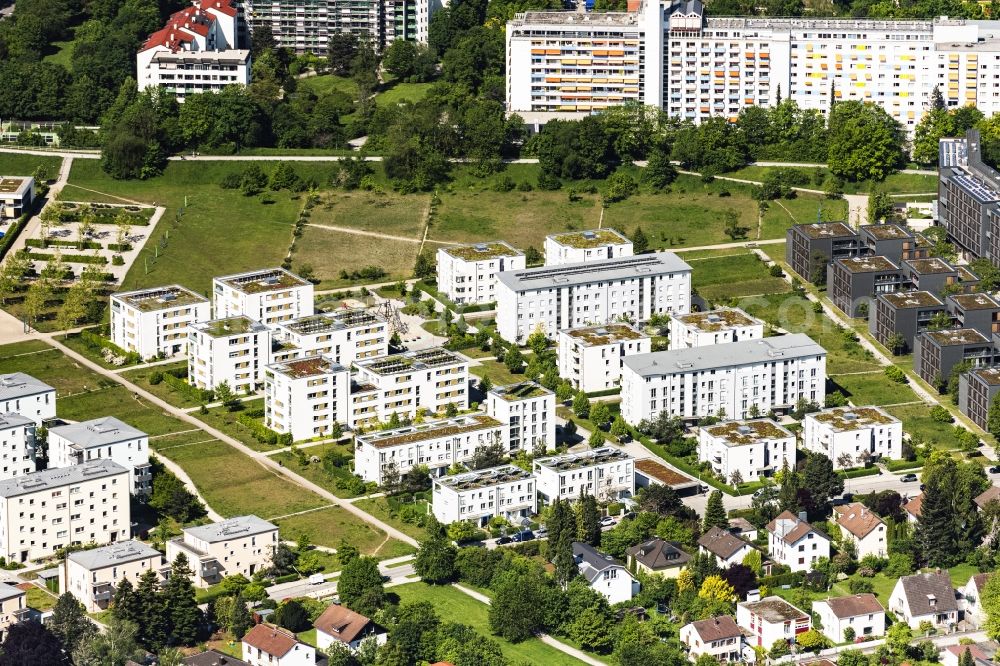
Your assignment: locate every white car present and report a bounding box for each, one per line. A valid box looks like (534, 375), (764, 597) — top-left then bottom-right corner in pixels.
(599, 517), (616, 527)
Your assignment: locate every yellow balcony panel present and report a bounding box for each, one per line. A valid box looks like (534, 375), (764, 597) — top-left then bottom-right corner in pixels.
(967, 91), (978, 99)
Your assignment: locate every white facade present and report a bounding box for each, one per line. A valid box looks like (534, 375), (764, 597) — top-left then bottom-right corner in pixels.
(680, 616), (744, 663)
(812, 594), (885, 643)
(736, 596), (811, 649)
(0, 459), (130, 563)
(0, 176), (33, 219)
(767, 510), (831, 573)
(264, 356), (350, 442)
(350, 348), (469, 429)
(834, 502), (888, 559)
(0, 584), (26, 639)
(0, 413), (35, 481)
(532, 447), (634, 503)
(213, 268), (314, 328)
(432, 464), (536, 525)
(483, 382), (556, 454)
(188, 316), (272, 393)
(243, 624), (315, 666)
(574, 541), (639, 605)
(802, 406), (903, 469)
(48, 417), (151, 497)
(888, 573), (959, 629)
(60, 540), (164, 613)
(621, 334), (827, 424)
(668, 308), (765, 350)
(697, 419), (794, 484)
(166, 515), (278, 587)
(110, 286), (211, 360)
(496, 252), (692, 343)
(354, 413), (503, 485)
(436, 242), (526, 305)
(544, 229), (633, 266)
(961, 574), (992, 629)
(558, 324), (651, 393)
(0, 373), (55, 426)
(275, 310), (388, 365)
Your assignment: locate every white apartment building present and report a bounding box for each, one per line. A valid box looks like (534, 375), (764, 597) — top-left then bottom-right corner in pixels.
(697, 418), (794, 484)
(354, 413), (503, 485)
(737, 595), (811, 649)
(496, 252), (692, 343)
(834, 502), (888, 558)
(483, 381), (556, 454)
(48, 417), (152, 497)
(137, 0), (250, 102)
(0, 373), (55, 425)
(544, 229), (633, 266)
(432, 464), (536, 525)
(0, 459), (131, 563)
(166, 515), (278, 588)
(767, 510), (830, 572)
(621, 333), (827, 424)
(0, 584), (26, 639)
(802, 406), (903, 469)
(532, 447), (635, 503)
(213, 268), (314, 328)
(0, 413), (35, 481)
(813, 594), (886, 643)
(680, 616), (744, 663)
(60, 540), (165, 613)
(506, 0), (1000, 134)
(558, 323), (651, 393)
(350, 347), (469, 428)
(668, 308), (765, 350)
(188, 316), (272, 393)
(110, 285), (210, 360)
(275, 310), (388, 365)
(264, 356), (350, 442)
(437, 241), (526, 305)
(0, 176), (34, 219)
(243, 624), (315, 666)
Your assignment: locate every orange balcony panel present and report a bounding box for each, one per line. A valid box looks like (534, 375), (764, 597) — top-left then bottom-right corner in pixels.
(531, 49), (545, 55)
(545, 49), (560, 55)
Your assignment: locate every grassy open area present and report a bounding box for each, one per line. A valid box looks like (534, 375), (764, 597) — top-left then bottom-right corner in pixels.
(375, 81), (433, 107)
(469, 360), (527, 387)
(352, 496), (430, 541)
(297, 74), (358, 97)
(886, 403), (961, 448)
(191, 399), (276, 453)
(690, 252), (791, 301)
(121, 361), (203, 408)
(311, 191), (427, 237)
(275, 507), (414, 559)
(42, 30), (76, 69)
(0, 153), (62, 178)
(293, 226), (419, 289)
(724, 165), (938, 195)
(25, 586), (57, 611)
(270, 441), (362, 499)
(392, 582), (590, 666)
(831, 371), (920, 407)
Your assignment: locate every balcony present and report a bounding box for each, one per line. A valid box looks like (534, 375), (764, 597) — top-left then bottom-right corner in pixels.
(93, 582), (114, 602)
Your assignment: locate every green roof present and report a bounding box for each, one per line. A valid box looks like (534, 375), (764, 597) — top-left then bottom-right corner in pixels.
(549, 229), (629, 249)
(445, 242), (522, 261)
(115, 286), (208, 312)
(812, 406), (897, 431)
(199, 316), (257, 338)
(564, 324), (647, 346)
(492, 382), (551, 401)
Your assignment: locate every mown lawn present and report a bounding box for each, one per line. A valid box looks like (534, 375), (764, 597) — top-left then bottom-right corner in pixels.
(0, 153), (63, 179)
(352, 497), (431, 541)
(830, 371), (920, 407)
(690, 252), (791, 301)
(469, 360), (528, 387)
(886, 403), (962, 448)
(270, 442), (362, 499)
(274, 507), (413, 558)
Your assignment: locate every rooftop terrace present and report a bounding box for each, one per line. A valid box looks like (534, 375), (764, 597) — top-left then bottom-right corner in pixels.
(548, 228), (630, 249)
(811, 406), (899, 431)
(705, 419), (793, 446)
(739, 596), (808, 623)
(838, 256), (899, 273)
(114, 285), (208, 312)
(357, 347), (465, 375)
(268, 355), (343, 379)
(435, 464), (533, 492)
(194, 316), (262, 338)
(881, 291), (943, 309)
(513, 10), (639, 26)
(0, 177), (31, 195)
(283, 310), (382, 335)
(564, 323), (647, 346)
(924, 328), (989, 346)
(535, 446), (632, 472)
(491, 381), (552, 401)
(358, 413), (501, 449)
(444, 241), (523, 261)
(794, 222), (855, 240)
(675, 308), (761, 332)
(216, 268), (309, 294)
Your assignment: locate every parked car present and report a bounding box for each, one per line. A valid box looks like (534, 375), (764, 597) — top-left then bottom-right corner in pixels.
(901, 473), (918, 482)
(496, 535), (513, 545)
(512, 530), (534, 542)
(989, 465), (1000, 474)
(600, 516), (616, 527)
(535, 526), (548, 537)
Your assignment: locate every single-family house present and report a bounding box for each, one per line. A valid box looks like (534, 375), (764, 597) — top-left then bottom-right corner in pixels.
(975, 486), (1000, 511)
(812, 594), (885, 643)
(698, 526), (756, 568)
(626, 538), (690, 577)
(573, 541), (639, 605)
(314, 603), (387, 652)
(766, 511), (830, 572)
(888, 572), (959, 630)
(679, 616), (743, 662)
(942, 641), (1000, 666)
(903, 494), (923, 524)
(729, 517), (757, 542)
(736, 595), (811, 648)
(834, 503), (888, 558)
(183, 650), (250, 666)
(241, 624), (315, 666)
(962, 573), (994, 629)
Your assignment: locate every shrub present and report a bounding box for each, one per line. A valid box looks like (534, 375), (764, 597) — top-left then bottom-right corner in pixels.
(769, 264), (783, 278)
(77, 329), (141, 365)
(220, 173), (242, 189)
(929, 405), (952, 423)
(162, 372), (214, 403)
(236, 413), (283, 446)
(149, 371), (164, 385)
(884, 366), (908, 384)
(848, 578), (874, 594)
(111, 255), (124, 266)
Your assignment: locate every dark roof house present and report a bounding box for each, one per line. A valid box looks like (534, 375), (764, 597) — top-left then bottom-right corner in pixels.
(626, 538), (691, 572)
(698, 526), (752, 560)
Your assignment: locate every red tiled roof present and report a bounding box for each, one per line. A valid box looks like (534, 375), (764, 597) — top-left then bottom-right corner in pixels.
(835, 503), (885, 539)
(202, 0), (237, 16)
(140, 0), (236, 52)
(975, 485), (1000, 509)
(903, 493), (923, 518)
(821, 593), (884, 618)
(314, 604), (375, 645)
(242, 624), (298, 657)
(767, 510), (823, 545)
(687, 615), (741, 642)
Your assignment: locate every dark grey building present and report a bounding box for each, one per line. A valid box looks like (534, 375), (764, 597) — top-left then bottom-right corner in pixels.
(958, 367), (1000, 431)
(859, 224), (926, 262)
(901, 258), (960, 295)
(827, 256), (902, 318)
(939, 129), (1000, 265)
(870, 291), (945, 354)
(946, 293), (1000, 338)
(915, 328), (996, 388)
(786, 222), (861, 283)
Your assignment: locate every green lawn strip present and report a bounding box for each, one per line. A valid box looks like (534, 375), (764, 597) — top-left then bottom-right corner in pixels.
(297, 74), (358, 97)
(555, 404), (621, 445)
(691, 253), (790, 301)
(0, 339), (54, 357)
(723, 165), (937, 195)
(0, 340), (112, 396)
(884, 403), (962, 449)
(296, 628), (318, 647)
(274, 506), (407, 557)
(155, 439), (326, 518)
(121, 362), (203, 409)
(58, 334), (136, 371)
(0, 154), (62, 178)
(352, 497), (431, 541)
(59, 385), (190, 436)
(191, 399), (277, 453)
(830, 371), (919, 407)
(148, 430), (221, 453)
(270, 442), (361, 499)
(25, 586), (57, 611)
(469, 360), (529, 387)
(391, 582), (593, 666)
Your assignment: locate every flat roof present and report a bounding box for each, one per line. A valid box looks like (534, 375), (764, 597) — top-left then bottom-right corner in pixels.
(535, 446), (633, 472)
(112, 285), (208, 312)
(949, 293), (1000, 311)
(0, 583), (23, 603)
(562, 323), (648, 346)
(968, 367), (1000, 386)
(497, 252), (691, 292)
(860, 224), (913, 240)
(513, 10), (639, 26)
(214, 268), (310, 294)
(957, 265), (980, 282)
(792, 222), (856, 240)
(880, 291), (943, 309)
(808, 406), (898, 432)
(68, 540), (161, 570)
(150, 49), (251, 64)
(184, 515), (277, 543)
(489, 381), (552, 402)
(923, 328), (990, 346)
(905, 258), (955, 275)
(0, 373), (55, 402)
(355, 347), (466, 375)
(357, 413), (501, 449)
(50, 416), (146, 449)
(704, 419), (794, 446)
(634, 459), (699, 488)
(443, 241), (523, 261)
(434, 464), (533, 492)
(0, 459), (127, 498)
(836, 256), (899, 273)
(547, 228), (630, 249)
(0, 177), (32, 197)
(191, 316), (267, 338)
(0, 412), (34, 430)
(624, 334), (825, 377)
(739, 596), (808, 623)
(281, 310), (383, 335)
(267, 355), (345, 380)
(674, 307), (762, 332)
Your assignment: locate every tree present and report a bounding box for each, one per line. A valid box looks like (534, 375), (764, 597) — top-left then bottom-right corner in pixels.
(989, 392), (1000, 443)
(703, 490), (728, 530)
(742, 549), (762, 575)
(338, 556), (385, 616)
(982, 573), (1000, 640)
(610, 415), (629, 439)
(327, 33), (359, 76)
(698, 575), (736, 603)
(631, 226), (650, 254)
(111, 578), (139, 627)
(570, 605), (615, 653)
(49, 593), (96, 655)
(917, 453), (984, 567)
(636, 483), (680, 516)
(802, 451), (844, 519)
(504, 346), (524, 373)
(827, 101), (905, 181)
(722, 209), (750, 241)
(162, 554), (203, 646)
(274, 599), (311, 632)
(415, 517), (458, 584)
(796, 629), (829, 653)
(488, 572), (550, 643)
(642, 148), (677, 189)
(269, 162), (301, 191)
(885, 621), (912, 658)
(589, 402), (612, 428)
(548, 499), (578, 586)
(134, 568), (166, 651)
(576, 493), (602, 546)
(0, 251), (30, 305)
(886, 332), (907, 356)
(0, 621), (69, 665)
(868, 187), (894, 224)
(588, 429), (605, 448)
(572, 392), (591, 419)
(72, 616), (143, 666)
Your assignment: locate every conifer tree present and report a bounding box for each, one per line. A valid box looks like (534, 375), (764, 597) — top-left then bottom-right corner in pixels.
(576, 492), (602, 546)
(703, 490), (729, 531)
(162, 553), (203, 646)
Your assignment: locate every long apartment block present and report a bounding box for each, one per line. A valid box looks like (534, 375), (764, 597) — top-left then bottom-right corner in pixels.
(507, 0), (1000, 133)
(110, 285), (210, 360)
(275, 309), (388, 365)
(940, 129), (1000, 264)
(914, 327), (997, 386)
(871, 291), (945, 354)
(496, 252), (691, 343)
(212, 268), (314, 328)
(432, 464), (536, 525)
(669, 307), (764, 350)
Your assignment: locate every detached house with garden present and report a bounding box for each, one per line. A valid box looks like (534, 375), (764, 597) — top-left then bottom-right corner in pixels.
(766, 511), (830, 572)
(812, 593), (885, 643)
(888, 572), (959, 630)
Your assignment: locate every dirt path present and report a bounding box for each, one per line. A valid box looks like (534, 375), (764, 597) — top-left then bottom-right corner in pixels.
(304, 222), (459, 246)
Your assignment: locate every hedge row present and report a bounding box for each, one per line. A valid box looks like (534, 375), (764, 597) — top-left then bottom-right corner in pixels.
(759, 570), (805, 588)
(25, 239), (102, 251)
(0, 213), (29, 262)
(28, 251), (107, 264)
(236, 413), (292, 446)
(840, 466), (880, 479)
(77, 329), (141, 365)
(162, 372), (214, 403)
(107, 243), (132, 252)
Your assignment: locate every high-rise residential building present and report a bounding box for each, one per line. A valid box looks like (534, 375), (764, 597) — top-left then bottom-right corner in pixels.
(110, 285), (211, 360)
(212, 268), (314, 328)
(188, 316), (272, 393)
(939, 129), (1000, 264)
(507, 0), (1000, 134)
(48, 417), (152, 497)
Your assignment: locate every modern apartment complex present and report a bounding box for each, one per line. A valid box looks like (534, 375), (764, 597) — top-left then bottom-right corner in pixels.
(0, 373), (55, 426)
(213, 268), (314, 328)
(436, 242), (526, 306)
(0, 177), (33, 220)
(668, 307), (764, 350)
(496, 252), (692, 343)
(544, 229), (633, 266)
(802, 406), (902, 468)
(532, 447), (635, 503)
(697, 418), (795, 483)
(939, 130), (1000, 264)
(914, 328), (996, 386)
(275, 310), (388, 364)
(959, 367), (1000, 431)
(507, 0), (1000, 133)
(0, 414), (35, 482)
(557, 324), (651, 392)
(188, 316), (272, 393)
(871, 291), (945, 354)
(264, 355), (350, 442)
(137, 0), (251, 102)
(48, 417), (152, 497)
(61, 540), (165, 612)
(110, 286), (211, 360)
(0, 459), (131, 563)
(166, 515), (278, 587)
(483, 382), (556, 454)
(620, 333), (827, 424)
(431, 464), (536, 525)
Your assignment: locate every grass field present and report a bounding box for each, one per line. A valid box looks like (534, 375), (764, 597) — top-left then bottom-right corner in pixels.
(391, 582), (590, 666)
(42, 30), (76, 69)
(0, 153), (62, 179)
(830, 371), (920, 407)
(293, 226), (420, 288)
(886, 403), (961, 448)
(311, 190), (427, 237)
(469, 360), (527, 387)
(269, 441), (362, 498)
(192, 400), (276, 453)
(297, 75), (358, 97)
(26, 586), (57, 612)
(275, 507), (414, 558)
(690, 252), (791, 301)
(121, 361), (203, 408)
(352, 497), (430, 541)
(724, 165), (938, 195)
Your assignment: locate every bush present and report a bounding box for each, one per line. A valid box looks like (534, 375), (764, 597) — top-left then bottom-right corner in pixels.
(149, 371), (164, 385)
(884, 366), (908, 384)
(759, 571), (805, 588)
(929, 405), (953, 423)
(220, 172), (242, 189)
(236, 413), (287, 446)
(162, 371), (214, 403)
(77, 329), (141, 365)
(111, 255), (125, 266)
(769, 264), (783, 278)
(848, 578), (874, 594)
(0, 214), (30, 261)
